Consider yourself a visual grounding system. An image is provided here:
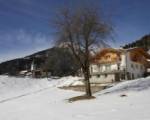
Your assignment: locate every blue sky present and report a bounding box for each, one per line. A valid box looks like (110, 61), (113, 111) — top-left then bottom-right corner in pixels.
(0, 0), (150, 62)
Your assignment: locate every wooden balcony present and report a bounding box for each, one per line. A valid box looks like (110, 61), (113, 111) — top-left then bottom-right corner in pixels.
(91, 69), (124, 75)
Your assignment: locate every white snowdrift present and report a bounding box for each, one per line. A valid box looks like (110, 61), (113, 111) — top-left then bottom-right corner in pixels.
(0, 75), (82, 101)
(56, 76), (84, 87)
(98, 76), (150, 95)
(0, 76), (51, 101)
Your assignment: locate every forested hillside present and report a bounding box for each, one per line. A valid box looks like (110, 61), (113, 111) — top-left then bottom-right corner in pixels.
(123, 34), (150, 50)
(0, 47), (79, 76)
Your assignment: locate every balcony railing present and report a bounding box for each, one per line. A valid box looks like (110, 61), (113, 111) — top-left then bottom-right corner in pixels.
(91, 69), (124, 75)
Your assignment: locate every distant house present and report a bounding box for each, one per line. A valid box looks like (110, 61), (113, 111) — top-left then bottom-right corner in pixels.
(30, 57), (48, 78)
(90, 47), (150, 84)
(19, 70), (28, 76)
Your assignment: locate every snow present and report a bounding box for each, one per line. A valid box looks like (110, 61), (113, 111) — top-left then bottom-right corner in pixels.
(0, 76), (51, 101)
(0, 75), (82, 101)
(98, 77), (150, 95)
(57, 76), (84, 87)
(0, 75), (150, 120)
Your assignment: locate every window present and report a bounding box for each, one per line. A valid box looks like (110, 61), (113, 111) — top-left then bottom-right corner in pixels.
(104, 74), (108, 78)
(127, 72), (131, 80)
(138, 74), (140, 78)
(89, 75), (92, 78)
(131, 64), (134, 69)
(141, 65), (143, 70)
(97, 75), (100, 78)
(141, 65), (144, 70)
(117, 63), (120, 70)
(121, 73), (125, 79)
(92, 65), (99, 73)
(99, 66), (102, 72)
(91, 67), (93, 73)
(135, 64), (138, 69)
(132, 73), (134, 79)
(105, 55), (110, 59)
(105, 65), (111, 71)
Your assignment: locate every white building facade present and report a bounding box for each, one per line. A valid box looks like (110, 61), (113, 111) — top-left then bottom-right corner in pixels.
(90, 48), (149, 84)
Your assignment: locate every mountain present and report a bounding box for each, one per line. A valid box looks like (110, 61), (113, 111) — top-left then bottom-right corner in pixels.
(1, 34), (149, 76)
(0, 47), (80, 76)
(123, 34), (150, 51)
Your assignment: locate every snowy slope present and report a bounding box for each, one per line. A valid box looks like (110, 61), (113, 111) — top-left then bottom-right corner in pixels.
(0, 76), (150, 120)
(0, 75), (82, 101)
(98, 76), (150, 95)
(0, 76), (52, 101)
(57, 76), (84, 87)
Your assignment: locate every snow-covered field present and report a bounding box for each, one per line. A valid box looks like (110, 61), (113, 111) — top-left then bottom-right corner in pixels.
(0, 75), (150, 120)
(0, 76), (82, 102)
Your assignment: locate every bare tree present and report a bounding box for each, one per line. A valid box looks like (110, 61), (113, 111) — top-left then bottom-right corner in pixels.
(53, 7), (112, 97)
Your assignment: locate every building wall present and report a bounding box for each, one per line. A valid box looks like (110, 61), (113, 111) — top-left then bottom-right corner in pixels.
(90, 63), (118, 84)
(125, 52), (145, 79)
(90, 51), (146, 83)
(120, 53), (126, 70)
(90, 63), (118, 73)
(90, 74), (115, 84)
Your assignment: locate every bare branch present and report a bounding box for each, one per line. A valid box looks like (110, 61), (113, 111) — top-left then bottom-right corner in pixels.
(52, 7), (113, 96)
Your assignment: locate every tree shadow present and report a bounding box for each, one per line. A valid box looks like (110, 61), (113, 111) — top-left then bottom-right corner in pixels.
(68, 95), (95, 103)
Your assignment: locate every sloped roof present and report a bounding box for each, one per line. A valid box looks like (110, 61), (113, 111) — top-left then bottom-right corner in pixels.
(91, 47), (150, 64)
(91, 48), (121, 64)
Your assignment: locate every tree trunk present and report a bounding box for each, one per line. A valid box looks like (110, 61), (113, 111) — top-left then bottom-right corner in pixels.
(84, 37), (92, 97)
(84, 68), (92, 96)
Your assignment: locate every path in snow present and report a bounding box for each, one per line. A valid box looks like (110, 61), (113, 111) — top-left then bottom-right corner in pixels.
(0, 87), (52, 103)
